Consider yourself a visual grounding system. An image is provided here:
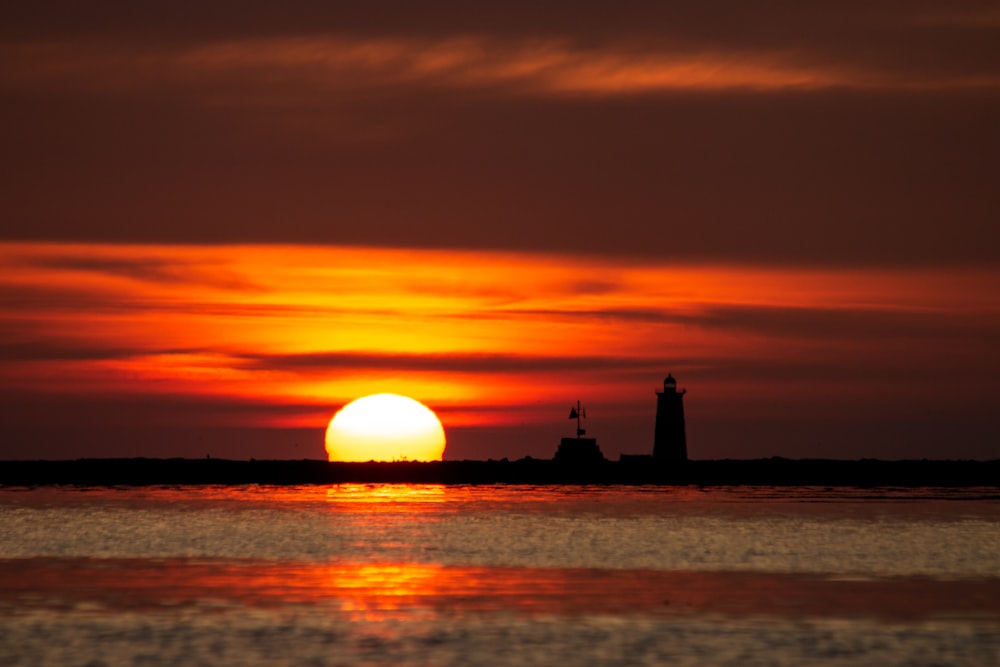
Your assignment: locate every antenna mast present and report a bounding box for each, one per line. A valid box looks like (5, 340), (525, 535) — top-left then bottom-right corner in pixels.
(568, 400), (587, 438)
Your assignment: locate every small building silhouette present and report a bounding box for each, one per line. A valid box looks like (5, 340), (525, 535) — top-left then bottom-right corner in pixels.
(554, 400), (606, 464)
(653, 374), (687, 462)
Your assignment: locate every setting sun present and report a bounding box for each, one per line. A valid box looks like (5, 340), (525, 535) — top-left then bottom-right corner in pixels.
(325, 394), (447, 462)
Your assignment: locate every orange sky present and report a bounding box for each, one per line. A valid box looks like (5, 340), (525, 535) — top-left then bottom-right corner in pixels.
(2, 242), (998, 459)
(1, 3), (999, 460)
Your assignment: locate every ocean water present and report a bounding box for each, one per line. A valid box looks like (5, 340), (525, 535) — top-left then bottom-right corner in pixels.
(1, 484), (998, 666)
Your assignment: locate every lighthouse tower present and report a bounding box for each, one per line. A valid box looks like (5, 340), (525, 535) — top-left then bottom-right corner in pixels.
(653, 374), (687, 462)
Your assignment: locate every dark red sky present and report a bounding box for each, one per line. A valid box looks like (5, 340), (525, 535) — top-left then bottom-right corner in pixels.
(1, 2), (999, 460)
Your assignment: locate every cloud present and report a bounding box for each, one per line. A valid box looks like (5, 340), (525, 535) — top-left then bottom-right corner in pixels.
(0, 240), (997, 460)
(0, 389), (313, 427)
(0, 340), (169, 362)
(2, 6), (998, 263)
(7, 248), (261, 291)
(478, 302), (1000, 345)
(3, 1), (998, 86)
(237, 351), (662, 374)
(5, 33), (998, 105)
(175, 37), (849, 95)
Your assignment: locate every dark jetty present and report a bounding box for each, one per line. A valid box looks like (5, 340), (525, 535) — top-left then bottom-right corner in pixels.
(2, 457), (998, 487)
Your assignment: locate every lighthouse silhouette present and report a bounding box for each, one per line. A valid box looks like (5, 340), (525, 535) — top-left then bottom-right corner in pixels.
(653, 374), (688, 461)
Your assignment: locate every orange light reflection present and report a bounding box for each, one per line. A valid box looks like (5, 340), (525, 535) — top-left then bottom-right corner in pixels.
(325, 484), (447, 510)
(3, 558), (999, 624)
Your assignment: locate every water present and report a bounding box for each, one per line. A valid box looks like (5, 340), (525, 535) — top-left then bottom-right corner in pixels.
(1, 485), (998, 666)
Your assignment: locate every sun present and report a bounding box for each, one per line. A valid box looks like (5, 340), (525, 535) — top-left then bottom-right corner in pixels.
(325, 394), (447, 462)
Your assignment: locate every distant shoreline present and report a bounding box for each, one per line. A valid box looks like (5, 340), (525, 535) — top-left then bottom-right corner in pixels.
(2, 458), (999, 487)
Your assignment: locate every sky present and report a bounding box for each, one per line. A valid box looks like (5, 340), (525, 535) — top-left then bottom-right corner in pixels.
(1, 1), (999, 461)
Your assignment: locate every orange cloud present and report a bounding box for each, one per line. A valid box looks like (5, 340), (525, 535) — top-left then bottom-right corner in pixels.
(5, 35), (997, 103)
(2, 242), (998, 436)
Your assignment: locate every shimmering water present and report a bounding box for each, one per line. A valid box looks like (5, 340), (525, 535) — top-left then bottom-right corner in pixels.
(1, 485), (998, 666)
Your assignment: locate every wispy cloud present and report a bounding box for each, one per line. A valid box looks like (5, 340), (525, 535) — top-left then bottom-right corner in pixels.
(4, 34), (997, 105)
(2, 242), (998, 432)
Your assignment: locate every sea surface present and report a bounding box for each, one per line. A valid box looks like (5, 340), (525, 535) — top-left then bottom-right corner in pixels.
(1, 484), (998, 666)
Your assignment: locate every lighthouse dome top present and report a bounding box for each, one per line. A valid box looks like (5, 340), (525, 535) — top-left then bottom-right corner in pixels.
(664, 374), (677, 388)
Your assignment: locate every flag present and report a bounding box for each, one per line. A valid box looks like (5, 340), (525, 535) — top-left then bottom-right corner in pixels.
(569, 408), (578, 419)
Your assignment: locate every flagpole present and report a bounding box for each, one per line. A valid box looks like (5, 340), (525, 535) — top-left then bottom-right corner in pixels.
(569, 400), (586, 438)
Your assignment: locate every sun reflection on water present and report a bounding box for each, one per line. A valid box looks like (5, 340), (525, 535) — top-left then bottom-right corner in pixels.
(3, 558), (999, 624)
(325, 484), (448, 512)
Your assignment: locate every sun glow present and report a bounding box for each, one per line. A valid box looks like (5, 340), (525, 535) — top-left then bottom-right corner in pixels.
(325, 394), (446, 462)
(4, 242), (1000, 460)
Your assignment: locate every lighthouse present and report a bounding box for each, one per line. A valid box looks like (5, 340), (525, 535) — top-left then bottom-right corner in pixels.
(653, 374), (687, 462)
